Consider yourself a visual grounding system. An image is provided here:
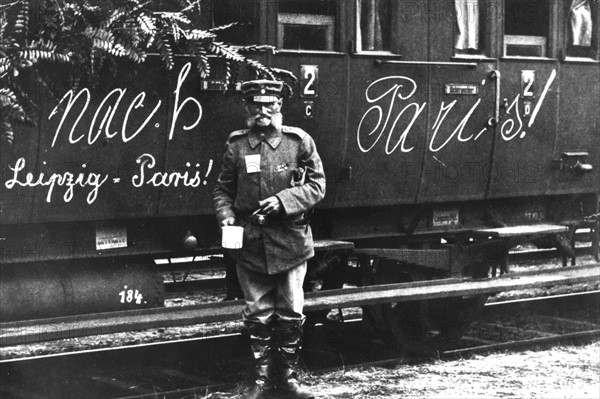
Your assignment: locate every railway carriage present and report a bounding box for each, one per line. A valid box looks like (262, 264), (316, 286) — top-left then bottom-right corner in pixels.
(1, 0), (599, 351)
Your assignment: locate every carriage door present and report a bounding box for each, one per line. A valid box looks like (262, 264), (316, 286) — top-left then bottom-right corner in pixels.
(550, 0), (599, 197)
(271, 0), (347, 210)
(488, 0), (560, 199)
(417, 0), (496, 203)
(340, 0), (497, 212)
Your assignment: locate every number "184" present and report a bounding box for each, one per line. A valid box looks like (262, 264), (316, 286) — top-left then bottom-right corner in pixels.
(119, 285), (144, 304)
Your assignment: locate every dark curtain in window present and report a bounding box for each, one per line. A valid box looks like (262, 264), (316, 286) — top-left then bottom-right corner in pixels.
(359, 0), (389, 51)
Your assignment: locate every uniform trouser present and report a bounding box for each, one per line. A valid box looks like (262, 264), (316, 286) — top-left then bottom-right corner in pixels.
(238, 263), (310, 397)
(236, 262), (307, 325)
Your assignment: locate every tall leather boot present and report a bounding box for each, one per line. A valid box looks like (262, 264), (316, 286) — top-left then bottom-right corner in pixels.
(242, 321), (276, 399)
(275, 320), (314, 399)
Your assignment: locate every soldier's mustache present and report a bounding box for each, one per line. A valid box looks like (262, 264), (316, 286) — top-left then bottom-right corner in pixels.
(246, 112), (282, 128)
(254, 111), (273, 119)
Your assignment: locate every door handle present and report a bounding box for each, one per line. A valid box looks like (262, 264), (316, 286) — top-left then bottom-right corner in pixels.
(487, 70), (501, 127)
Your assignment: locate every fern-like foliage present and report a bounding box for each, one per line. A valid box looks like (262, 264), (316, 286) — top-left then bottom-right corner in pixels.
(14, 0), (28, 36)
(0, 88), (27, 122)
(156, 31), (175, 70)
(1, 1), (72, 140)
(1, 0), (295, 143)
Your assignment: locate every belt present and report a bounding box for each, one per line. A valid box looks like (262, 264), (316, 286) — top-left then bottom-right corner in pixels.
(245, 213), (307, 226)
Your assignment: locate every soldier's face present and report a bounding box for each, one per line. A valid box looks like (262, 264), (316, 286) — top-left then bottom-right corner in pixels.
(245, 100), (282, 127)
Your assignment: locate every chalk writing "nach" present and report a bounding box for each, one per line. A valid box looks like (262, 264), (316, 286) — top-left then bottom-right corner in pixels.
(48, 62), (202, 147)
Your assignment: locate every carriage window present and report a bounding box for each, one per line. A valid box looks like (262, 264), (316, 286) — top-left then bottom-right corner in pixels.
(278, 0), (337, 51)
(454, 0), (485, 55)
(356, 0), (393, 52)
(566, 0), (597, 58)
(504, 0), (550, 57)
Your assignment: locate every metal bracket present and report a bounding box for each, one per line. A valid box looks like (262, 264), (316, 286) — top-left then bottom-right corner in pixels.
(553, 151), (593, 175)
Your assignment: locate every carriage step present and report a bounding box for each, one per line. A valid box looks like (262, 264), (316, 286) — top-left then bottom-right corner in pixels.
(475, 223), (571, 273)
(475, 223), (568, 238)
(354, 224), (571, 277)
(353, 248), (453, 270)
(313, 240), (354, 252)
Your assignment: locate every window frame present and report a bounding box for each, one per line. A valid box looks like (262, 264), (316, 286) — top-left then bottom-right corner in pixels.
(453, 0), (490, 58)
(353, 0), (400, 55)
(277, 13), (336, 52)
(501, 0), (559, 59)
(272, 0), (345, 54)
(504, 34), (548, 57)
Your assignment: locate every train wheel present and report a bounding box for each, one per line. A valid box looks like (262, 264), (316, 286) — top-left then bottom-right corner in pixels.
(304, 251), (347, 326)
(371, 259), (489, 356)
(360, 257), (401, 337)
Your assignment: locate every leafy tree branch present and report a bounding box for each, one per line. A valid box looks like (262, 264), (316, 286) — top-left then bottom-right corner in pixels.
(1, 0), (294, 144)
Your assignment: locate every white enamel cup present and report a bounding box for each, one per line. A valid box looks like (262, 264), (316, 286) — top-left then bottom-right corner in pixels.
(221, 226), (244, 249)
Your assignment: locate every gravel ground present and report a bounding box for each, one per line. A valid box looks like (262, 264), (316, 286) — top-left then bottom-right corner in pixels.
(309, 341), (600, 399)
(205, 341), (600, 399)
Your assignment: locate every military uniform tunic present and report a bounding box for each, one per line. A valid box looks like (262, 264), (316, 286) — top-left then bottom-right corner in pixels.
(214, 125), (326, 275)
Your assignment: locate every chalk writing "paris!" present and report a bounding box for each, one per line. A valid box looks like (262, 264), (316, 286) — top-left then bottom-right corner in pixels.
(356, 72), (555, 154)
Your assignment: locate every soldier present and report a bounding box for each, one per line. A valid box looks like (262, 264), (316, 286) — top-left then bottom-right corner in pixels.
(213, 79), (325, 399)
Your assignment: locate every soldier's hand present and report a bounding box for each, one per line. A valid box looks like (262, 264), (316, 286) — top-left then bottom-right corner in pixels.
(221, 217), (236, 226)
(255, 196), (282, 216)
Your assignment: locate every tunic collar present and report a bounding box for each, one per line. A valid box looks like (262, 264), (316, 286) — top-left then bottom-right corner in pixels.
(248, 126), (282, 150)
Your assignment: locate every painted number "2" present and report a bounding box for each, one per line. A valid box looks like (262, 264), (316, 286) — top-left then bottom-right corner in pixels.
(300, 65), (318, 99)
(523, 79), (534, 97)
(521, 70), (535, 99)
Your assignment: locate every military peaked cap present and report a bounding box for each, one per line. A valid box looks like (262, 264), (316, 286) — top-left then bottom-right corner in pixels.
(241, 79), (284, 103)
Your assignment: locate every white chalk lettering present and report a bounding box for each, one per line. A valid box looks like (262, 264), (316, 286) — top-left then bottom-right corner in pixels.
(501, 95), (524, 141)
(122, 91), (162, 143)
(357, 71), (556, 154)
(357, 76), (421, 153)
(88, 88), (125, 144)
(48, 63), (201, 147)
(132, 153), (210, 188)
(49, 88), (91, 147)
(528, 69), (556, 127)
(4, 158), (109, 204)
(169, 62), (203, 140)
(430, 98), (481, 152)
